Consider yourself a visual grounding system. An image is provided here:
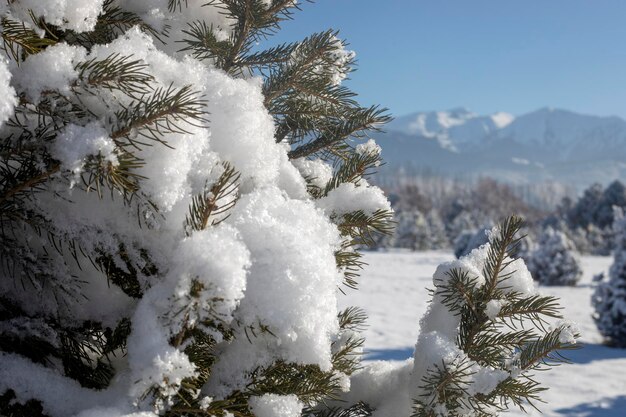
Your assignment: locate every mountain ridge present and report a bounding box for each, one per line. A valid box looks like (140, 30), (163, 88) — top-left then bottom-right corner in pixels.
(375, 107), (626, 189)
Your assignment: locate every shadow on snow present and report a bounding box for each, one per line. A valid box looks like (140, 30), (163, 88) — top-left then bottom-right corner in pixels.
(365, 347), (414, 361)
(556, 396), (626, 417)
(567, 342), (626, 364)
(364, 342), (626, 363)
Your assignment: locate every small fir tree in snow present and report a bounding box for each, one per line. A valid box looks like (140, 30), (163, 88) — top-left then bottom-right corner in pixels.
(528, 227), (582, 286)
(446, 210), (477, 243)
(593, 208), (626, 347)
(410, 217), (579, 416)
(393, 209), (434, 251)
(340, 217), (579, 417)
(392, 209), (424, 250)
(585, 224), (612, 256)
(425, 210), (449, 250)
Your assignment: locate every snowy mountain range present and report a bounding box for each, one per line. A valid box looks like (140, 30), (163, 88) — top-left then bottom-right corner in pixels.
(375, 107), (626, 188)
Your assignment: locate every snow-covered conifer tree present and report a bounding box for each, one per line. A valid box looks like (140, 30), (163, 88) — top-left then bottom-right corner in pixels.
(425, 210), (448, 250)
(586, 224), (612, 256)
(528, 227), (582, 286)
(0, 2), (393, 416)
(393, 209), (428, 250)
(342, 217), (580, 416)
(593, 208), (626, 347)
(0, 3), (578, 417)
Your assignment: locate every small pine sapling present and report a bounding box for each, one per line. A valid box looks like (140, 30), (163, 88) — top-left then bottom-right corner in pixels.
(528, 227), (582, 286)
(593, 207), (626, 347)
(412, 216), (580, 416)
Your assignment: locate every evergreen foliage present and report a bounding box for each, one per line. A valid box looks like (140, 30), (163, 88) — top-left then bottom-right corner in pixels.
(411, 216), (579, 416)
(527, 227), (582, 286)
(0, 2), (578, 417)
(566, 180), (626, 229)
(0, 2), (391, 417)
(593, 208), (626, 347)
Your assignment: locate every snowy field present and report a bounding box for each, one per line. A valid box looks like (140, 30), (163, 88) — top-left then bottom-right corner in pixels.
(340, 250), (626, 417)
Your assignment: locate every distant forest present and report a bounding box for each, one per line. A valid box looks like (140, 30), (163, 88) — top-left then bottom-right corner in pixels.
(374, 175), (626, 256)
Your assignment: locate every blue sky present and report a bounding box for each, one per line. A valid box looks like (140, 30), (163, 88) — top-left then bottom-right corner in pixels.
(270, 0), (626, 119)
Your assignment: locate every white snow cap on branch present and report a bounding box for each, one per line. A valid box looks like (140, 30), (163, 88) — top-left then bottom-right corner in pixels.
(249, 394), (304, 417)
(9, 0), (105, 33)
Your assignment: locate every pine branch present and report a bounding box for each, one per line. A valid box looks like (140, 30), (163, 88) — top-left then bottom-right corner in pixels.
(489, 377), (546, 413)
(337, 306), (368, 333)
(94, 244), (156, 299)
(0, 17), (57, 62)
(247, 361), (342, 406)
(184, 162), (241, 235)
(482, 216), (525, 298)
(238, 41), (299, 69)
(111, 84), (207, 148)
(272, 85), (359, 143)
(0, 163), (60, 209)
(334, 243), (366, 289)
(168, 0), (189, 12)
(75, 53), (154, 97)
(323, 148), (383, 194)
(332, 307), (367, 375)
(497, 294), (563, 328)
(413, 357), (475, 417)
(179, 21), (234, 64)
(519, 327), (579, 371)
(81, 152), (144, 199)
(437, 268), (482, 318)
(263, 30), (348, 105)
(197, 0), (301, 74)
(288, 106), (390, 160)
(337, 209), (395, 247)
(415, 216), (579, 416)
(69, 0), (165, 47)
(331, 333), (364, 376)
(467, 328), (536, 368)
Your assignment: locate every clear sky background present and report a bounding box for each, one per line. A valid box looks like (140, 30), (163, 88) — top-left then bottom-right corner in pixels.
(269, 0), (626, 119)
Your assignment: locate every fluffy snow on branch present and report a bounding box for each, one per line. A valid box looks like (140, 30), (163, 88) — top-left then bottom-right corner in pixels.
(13, 43), (86, 103)
(554, 320), (580, 344)
(9, 0), (105, 33)
(326, 36), (355, 86)
(52, 122), (118, 178)
(291, 158), (333, 189)
(355, 139), (382, 157)
(206, 187), (343, 395)
(249, 394), (304, 417)
(317, 182), (391, 217)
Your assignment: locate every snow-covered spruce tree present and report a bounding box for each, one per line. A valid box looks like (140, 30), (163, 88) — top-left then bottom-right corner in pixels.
(585, 224), (612, 256)
(0, 3), (579, 417)
(393, 209), (430, 251)
(593, 207), (626, 347)
(425, 210), (448, 250)
(527, 227), (582, 286)
(0, 2), (393, 417)
(340, 216), (580, 416)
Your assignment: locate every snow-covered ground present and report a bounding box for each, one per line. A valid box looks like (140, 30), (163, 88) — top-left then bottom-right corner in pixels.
(340, 250), (626, 417)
